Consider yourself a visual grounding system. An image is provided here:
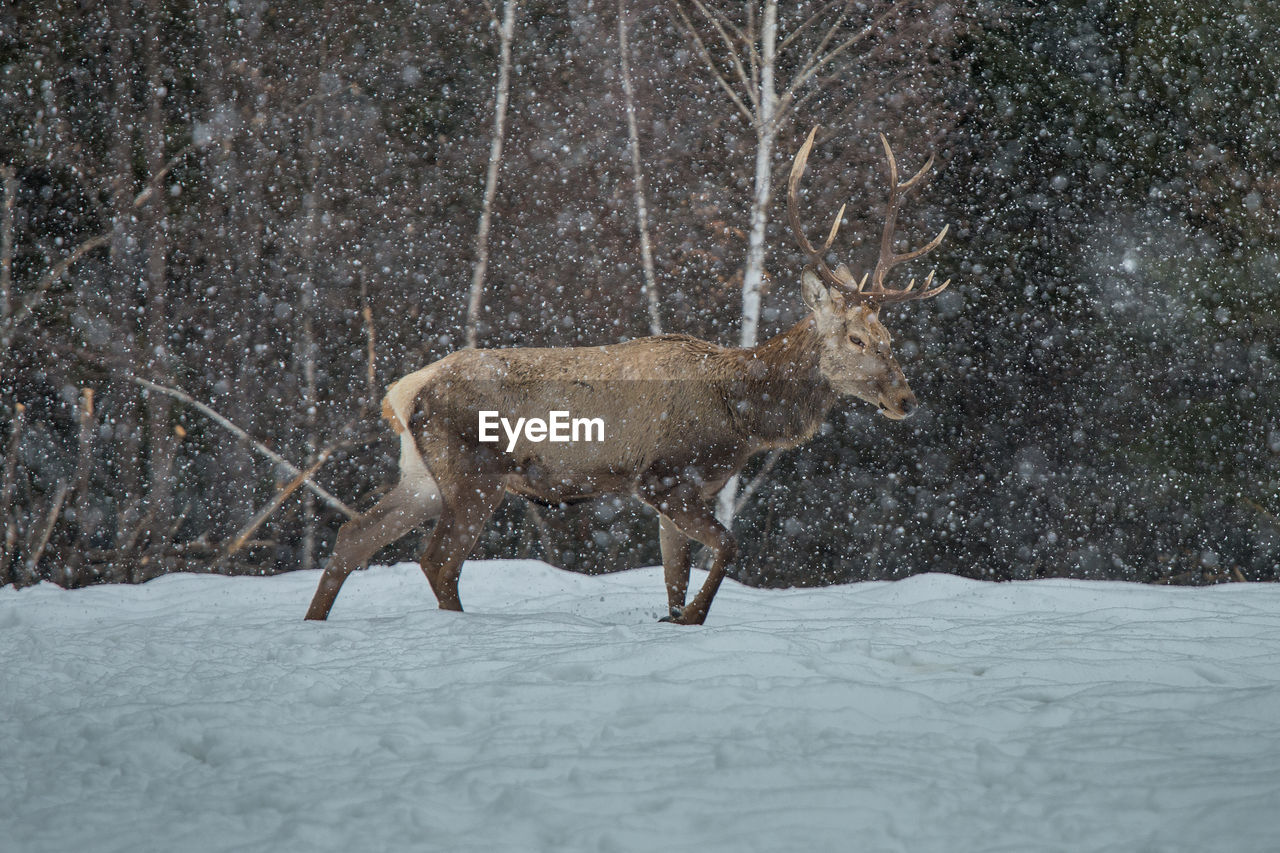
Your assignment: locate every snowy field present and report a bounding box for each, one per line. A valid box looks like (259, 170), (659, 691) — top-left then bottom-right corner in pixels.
(3, 561), (1280, 853)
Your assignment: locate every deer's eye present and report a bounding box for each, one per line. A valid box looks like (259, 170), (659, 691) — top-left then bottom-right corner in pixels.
(848, 334), (866, 349)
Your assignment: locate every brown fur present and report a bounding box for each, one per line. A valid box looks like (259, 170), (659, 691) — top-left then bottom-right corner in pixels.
(305, 128), (952, 625)
(304, 271), (923, 626)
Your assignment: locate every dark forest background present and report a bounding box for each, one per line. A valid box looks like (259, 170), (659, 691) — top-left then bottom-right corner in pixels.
(1, 0), (1276, 590)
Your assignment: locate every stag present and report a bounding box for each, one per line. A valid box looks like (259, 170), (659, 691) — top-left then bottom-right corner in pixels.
(306, 127), (951, 625)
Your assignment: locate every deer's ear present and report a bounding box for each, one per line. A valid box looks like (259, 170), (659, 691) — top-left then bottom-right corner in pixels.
(801, 267), (844, 313)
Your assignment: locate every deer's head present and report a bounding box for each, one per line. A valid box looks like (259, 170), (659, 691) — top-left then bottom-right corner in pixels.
(788, 127), (951, 421)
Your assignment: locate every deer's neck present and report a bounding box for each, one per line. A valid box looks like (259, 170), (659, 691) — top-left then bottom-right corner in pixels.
(728, 315), (835, 449)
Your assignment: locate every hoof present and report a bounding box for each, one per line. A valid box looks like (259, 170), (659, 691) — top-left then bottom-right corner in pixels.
(659, 606), (684, 624)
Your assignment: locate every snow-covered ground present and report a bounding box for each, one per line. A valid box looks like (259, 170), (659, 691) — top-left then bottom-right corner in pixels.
(3, 561), (1279, 853)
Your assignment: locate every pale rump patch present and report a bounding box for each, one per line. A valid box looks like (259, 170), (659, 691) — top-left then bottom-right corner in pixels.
(381, 366), (440, 499)
(382, 364), (438, 435)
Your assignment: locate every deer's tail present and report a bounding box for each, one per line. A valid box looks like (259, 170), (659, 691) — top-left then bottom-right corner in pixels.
(381, 368), (440, 499)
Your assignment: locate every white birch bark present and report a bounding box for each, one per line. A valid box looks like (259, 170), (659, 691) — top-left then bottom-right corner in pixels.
(617, 0), (662, 336)
(738, 0), (778, 350)
(464, 0), (518, 349)
(717, 0), (777, 526)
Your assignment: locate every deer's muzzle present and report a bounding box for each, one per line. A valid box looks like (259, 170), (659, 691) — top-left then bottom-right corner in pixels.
(878, 388), (918, 420)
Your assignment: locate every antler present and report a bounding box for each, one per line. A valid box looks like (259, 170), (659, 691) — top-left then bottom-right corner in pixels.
(861, 133), (950, 303)
(787, 127), (951, 305)
(787, 125), (850, 292)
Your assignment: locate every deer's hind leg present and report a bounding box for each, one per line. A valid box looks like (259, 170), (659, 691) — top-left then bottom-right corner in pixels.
(659, 515), (693, 620)
(305, 483), (441, 620)
(418, 475), (506, 612)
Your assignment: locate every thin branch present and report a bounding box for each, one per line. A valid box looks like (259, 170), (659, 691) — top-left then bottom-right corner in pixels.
(768, 65), (919, 163)
(130, 376), (356, 519)
(672, 0), (754, 124)
(766, 71), (841, 142)
(702, 0), (749, 45)
(24, 479), (68, 586)
(777, 0), (847, 52)
(224, 445), (336, 557)
(164, 501), (192, 545)
(733, 450), (780, 515)
(117, 425), (187, 558)
(778, 79), (831, 129)
(690, 0), (758, 112)
(131, 141), (197, 207)
(359, 272), (379, 405)
(779, 0), (911, 116)
(62, 388), (98, 584)
(1241, 496), (1280, 530)
(785, 0), (853, 88)
(805, 0), (902, 80)
(2, 233), (109, 343)
(2, 82), (360, 346)
(524, 501), (558, 566)
(746, 2), (760, 98)
(3, 151), (195, 342)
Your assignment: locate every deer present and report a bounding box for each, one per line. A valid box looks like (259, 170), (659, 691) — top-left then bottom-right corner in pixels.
(305, 127), (951, 625)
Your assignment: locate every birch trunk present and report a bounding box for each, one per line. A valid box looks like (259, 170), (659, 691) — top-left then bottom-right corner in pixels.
(718, 0), (778, 526)
(738, 0), (778, 350)
(617, 0), (661, 336)
(464, 0), (518, 349)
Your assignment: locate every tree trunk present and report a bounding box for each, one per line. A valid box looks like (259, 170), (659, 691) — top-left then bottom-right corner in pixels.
(298, 102), (322, 572)
(0, 165), (14, 324)
(737, 0), (778, 351)
(719, 0), (778, 526)
(108, 1), (142, 571)
(616, 0), (661, 336)
(140, 2), (174, 567)
(464, 0), (518, 349)
(0, 403), (25, 586)
(62, 389), (97, 586)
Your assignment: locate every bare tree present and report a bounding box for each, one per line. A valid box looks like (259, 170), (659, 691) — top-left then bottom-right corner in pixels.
(617, 0), (662, 336)
(464, 0), (519, 349)
(674, 0), (915, 523)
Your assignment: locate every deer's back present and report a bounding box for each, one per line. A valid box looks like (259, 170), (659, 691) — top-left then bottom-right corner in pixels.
(394, 337), (751, 501)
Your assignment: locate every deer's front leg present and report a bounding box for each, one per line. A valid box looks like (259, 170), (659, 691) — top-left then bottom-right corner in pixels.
(658, 515), (692, 620)
(640, 483), (736, 626)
